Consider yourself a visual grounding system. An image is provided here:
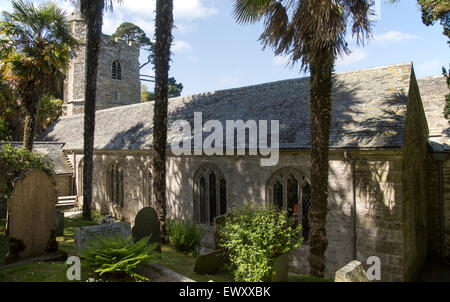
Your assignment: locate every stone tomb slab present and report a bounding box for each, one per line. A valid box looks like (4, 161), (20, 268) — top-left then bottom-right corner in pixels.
(74, 222), (131, 251)
(335, 260), (370, 282)
(6, 170), (58, 263)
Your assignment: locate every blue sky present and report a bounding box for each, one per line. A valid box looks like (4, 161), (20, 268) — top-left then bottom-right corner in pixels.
(0, 0), (448, 96)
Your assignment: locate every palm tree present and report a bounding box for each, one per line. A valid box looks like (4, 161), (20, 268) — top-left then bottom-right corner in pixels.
(0, 0), (78, 151)
(78, 0), (121, 220)
(233, 0), (373, 277)
(152, 0), (174, 242)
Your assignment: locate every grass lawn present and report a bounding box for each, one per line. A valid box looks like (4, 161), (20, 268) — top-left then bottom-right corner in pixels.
(156, 245), (332, 282)
(0, 212), (331, 282)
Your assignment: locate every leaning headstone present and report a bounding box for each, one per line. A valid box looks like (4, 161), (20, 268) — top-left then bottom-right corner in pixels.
(55, 210), (64, 237)
(74, 221), (132, 252)
(194, 249), (224, 275)
(5, 170), (59, 264)
(132, 207), (161, 252)
(335, 260), (370, 282)
(271, 253), (289, 282)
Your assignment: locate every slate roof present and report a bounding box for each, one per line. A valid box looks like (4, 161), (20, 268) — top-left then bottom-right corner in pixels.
(40, 63), (416, 151)
(0, 142), (72, 174)
(417, 76), (450, 152)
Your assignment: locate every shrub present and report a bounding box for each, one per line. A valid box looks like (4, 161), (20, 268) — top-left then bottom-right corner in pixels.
(167, 219), (205, 255)
(218, 203), (303, 282)
(80, 235), (158, 282)
(0, 118), (10, 141)
(0, 143), (55, 201)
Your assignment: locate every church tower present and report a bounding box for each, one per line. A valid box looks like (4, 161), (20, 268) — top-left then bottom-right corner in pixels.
(63, 1), (141, 116)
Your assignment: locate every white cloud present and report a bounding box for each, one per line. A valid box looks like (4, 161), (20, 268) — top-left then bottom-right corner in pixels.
(173, 0), (218, 20)
(172, 40), (192, 53)
(373, 31), (419, 44)
(111, 0), (217, 21)
(47, 0), (216, 36)
(336, 49), (368, 67)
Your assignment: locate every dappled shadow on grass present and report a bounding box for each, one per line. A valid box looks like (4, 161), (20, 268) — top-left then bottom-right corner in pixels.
(156, 244), (234, 282)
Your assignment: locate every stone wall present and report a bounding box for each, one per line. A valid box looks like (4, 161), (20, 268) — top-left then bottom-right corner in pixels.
(400, 70), (430, 281)
(445, 159), (450, 262)
(55, 175), (72, 197)
(353, 157), (404, 282)
(73, 150), (413, 281)
(426, 159), (441, 258)
(426, 155), (450, 264)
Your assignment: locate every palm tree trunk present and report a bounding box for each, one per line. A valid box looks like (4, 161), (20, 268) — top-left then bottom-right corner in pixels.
(307, 60), (333, 277)
(81, 0), (104, 221)
(152, 0), (173, 242)
(22, 100), (38, 151)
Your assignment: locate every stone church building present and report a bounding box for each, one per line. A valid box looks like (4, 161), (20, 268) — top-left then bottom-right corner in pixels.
(34, 5), (450, 283)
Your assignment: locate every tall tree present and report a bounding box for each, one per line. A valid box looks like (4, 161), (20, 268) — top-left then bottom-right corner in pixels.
(111, 22), (155, 69)
(79, 0), (121, 220)
(233, 0), (373, 277)
(0, 0), (77, 151)
(141, 77), (183, 102)
(152, 0), (174, 242)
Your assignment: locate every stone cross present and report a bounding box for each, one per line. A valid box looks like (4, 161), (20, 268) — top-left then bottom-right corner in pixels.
(6, 170), (58, 264)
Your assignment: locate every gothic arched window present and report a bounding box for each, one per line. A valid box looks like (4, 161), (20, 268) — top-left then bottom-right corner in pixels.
(112, 59), (122, 80)
(107, 161), (124, 207)
(266, 168), (311, 241)
(193, 165), (227, 225)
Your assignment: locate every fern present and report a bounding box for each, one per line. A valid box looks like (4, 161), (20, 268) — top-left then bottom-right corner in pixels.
(167, 219), (205, 255)
(80, 235), (158, 282)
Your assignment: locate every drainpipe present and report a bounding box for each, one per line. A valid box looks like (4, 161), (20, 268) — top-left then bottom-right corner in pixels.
(344, 151), (357, 260)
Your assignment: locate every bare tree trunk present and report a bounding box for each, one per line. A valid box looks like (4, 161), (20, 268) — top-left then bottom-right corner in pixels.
(152, 0), (173, 242)
(307, 60), (333, 277)
(22, 100), (38, 151)
(81, 0), (104, 221)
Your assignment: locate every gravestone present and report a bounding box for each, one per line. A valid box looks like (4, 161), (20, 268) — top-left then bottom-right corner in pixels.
(132, 207), (161, 252)
(5, 170), (59, 264)
(335, 260), (370, 282)
(194, 249), (224, 275)
(271, 253), (289, 282)
(55, 210), (64, 236)
(74, 221), (131, 251)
